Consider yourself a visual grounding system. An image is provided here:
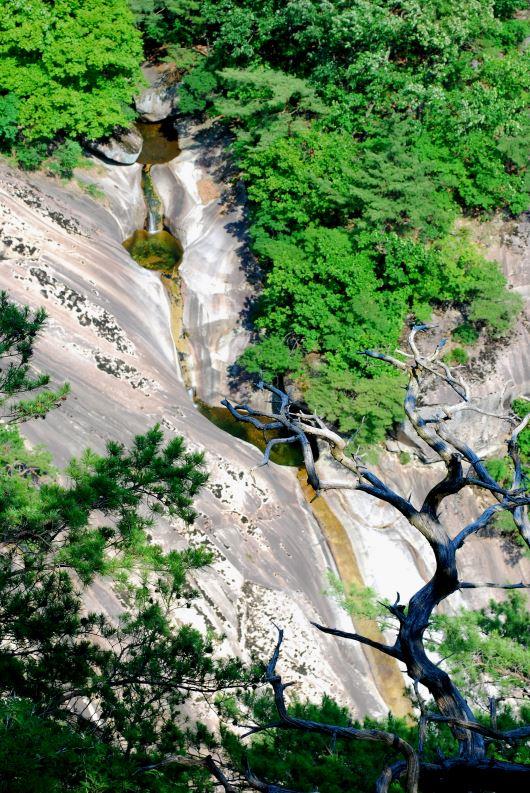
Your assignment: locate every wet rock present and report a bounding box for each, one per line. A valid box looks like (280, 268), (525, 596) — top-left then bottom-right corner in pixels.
(135, 64), (180, 122)
(151, 120), (260, 404)
(75, 159), (146, 240)
(87, 127), (143, 165)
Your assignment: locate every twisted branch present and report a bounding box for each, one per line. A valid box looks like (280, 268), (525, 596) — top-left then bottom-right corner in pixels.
(223, 326), (530, 787)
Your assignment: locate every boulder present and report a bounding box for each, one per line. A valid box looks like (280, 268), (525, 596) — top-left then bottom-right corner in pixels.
(135, 64), (180, 122)
(87, 127), (143, 165)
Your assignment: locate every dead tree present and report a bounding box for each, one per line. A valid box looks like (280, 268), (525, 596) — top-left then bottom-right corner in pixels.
(222, 326), (530, 793)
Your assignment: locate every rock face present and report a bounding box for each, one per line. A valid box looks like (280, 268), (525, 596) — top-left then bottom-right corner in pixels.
(317, 214), (530, 627)
(73, 159), (146, 240)
(151, 120), (257, 404)
(135, 63), (180, 122)
(0, 163), (390, 718)
(87, 127), (143, 165)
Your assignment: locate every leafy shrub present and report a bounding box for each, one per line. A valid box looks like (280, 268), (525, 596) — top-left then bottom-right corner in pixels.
(78, 180), (105, 200)
(0, 93), (19, 149)
(485, 456), (513, 487)
(452, 323), (480, 345)
(14, 142), (48, 171)
(47, 140), (84, 179)
(446, 347), (469, 365)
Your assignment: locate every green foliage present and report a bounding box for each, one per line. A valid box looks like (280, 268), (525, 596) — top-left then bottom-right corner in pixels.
(226, 688), (530, 793)
(485, 456), (513, 487)
(0, 416), (243, 785)
(466, 266), (523, 336)
(0, 0), (143, 142)
(179, 0), (526, 440)
(0, 292), (69, 421)
(14, 141), (48, 171)
(224, 694), (415, 793)
(213, 67), (326, 152)
(452, 322), (480, 345)
(303, 368), (406, 444)
(78, 179), (106, 200)
(223, 689), (530, 792)
(483, 398), (530, 545)
(47, 140), (84, 180)
(431, 593), (530, 705)
(512, 397), (530, 482)
(0, 93), (19, 148)
(197, 0), (530, 216)
(445, 346), (469, 365)
(179, 62), (220, 114)
(0, 698), (210, 793)
(326, 573), (384, 622)
(130, 0), (204, 51)
(240, 221), (516, 440)
(224, 575), (528, 792)
(0, 296), (245, 790)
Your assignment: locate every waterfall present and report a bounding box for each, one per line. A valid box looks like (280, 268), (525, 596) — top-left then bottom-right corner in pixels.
(141, 165), (163, 233)
(146, 203), (158, 233)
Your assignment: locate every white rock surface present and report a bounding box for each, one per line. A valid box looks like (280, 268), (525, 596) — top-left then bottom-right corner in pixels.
(151, 121), (258, 403)
(73, 158), (146, 240)
(87, 127), (143, 165)
(135, 63), (180, 122)
(0, 163), (389, 717)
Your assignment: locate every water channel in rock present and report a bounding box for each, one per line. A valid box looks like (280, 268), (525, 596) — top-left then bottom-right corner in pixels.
(123, 122), (182, 267)
(120, 117), (407, 710)
(123, 120), (302, 467)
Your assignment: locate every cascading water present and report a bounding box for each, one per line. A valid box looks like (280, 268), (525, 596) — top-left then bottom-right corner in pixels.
(142, 165), (163, 234)
(122, 120), (302, 465)
(123, 123), (183, 271)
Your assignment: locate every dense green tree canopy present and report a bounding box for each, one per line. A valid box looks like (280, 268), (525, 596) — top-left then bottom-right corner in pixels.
(177, 0), (528, 441)
(130, 0), (203, 50)
(0, 0), (143, 142)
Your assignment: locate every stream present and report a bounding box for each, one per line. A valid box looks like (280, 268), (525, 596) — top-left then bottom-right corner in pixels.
(123, 121), (303, 468)
(119, 118), (408, 715)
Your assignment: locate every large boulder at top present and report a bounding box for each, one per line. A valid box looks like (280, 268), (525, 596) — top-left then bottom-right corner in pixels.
(87, 127), (143, 165)
(135, 63), (180, 122)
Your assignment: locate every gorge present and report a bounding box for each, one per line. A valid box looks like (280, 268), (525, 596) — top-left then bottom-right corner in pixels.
(1, 3), (529, 789)
(2, 88), (528, 723)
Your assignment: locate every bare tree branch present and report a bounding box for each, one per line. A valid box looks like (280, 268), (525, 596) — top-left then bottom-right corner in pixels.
(260, 628), (420, 793)
(224, 326), (530, 788)
(204, 755), (239, 793)
(459, 581), (530, 590)
(244, 766), (305, 793)
(424, 713), (530, 745)
(311, 621), (403, 660)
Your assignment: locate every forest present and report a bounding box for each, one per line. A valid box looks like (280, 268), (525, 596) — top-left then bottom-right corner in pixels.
(0, 1), (529, 792)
